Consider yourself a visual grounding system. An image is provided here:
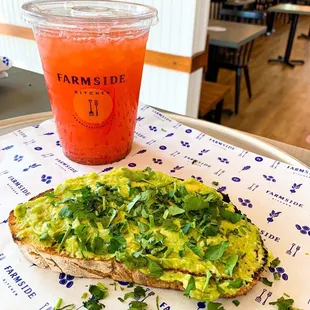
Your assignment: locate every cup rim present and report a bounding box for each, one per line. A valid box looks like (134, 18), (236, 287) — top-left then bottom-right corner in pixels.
(22, 0), (158, 27)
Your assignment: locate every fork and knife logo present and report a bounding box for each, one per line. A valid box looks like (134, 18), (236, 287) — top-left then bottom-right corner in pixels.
(88, 99), (99, 117)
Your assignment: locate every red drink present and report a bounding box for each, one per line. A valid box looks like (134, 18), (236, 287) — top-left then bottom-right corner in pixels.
(22, 1), (157, 165)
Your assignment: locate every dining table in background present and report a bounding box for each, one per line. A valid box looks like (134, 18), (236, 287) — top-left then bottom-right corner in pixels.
(206, 20), (267, 82)
(267, 4), (310, 67)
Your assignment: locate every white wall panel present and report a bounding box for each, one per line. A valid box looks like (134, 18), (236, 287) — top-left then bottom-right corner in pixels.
(0, 35), (42, 73)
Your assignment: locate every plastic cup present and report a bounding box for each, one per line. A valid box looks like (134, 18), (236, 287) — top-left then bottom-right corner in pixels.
(22, 0), (158, 165)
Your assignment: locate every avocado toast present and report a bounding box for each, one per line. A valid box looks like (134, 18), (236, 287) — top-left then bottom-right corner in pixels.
(9, 168), (272, 301)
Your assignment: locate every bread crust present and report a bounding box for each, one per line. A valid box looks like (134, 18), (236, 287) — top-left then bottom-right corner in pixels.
(8, 190), (263, 299)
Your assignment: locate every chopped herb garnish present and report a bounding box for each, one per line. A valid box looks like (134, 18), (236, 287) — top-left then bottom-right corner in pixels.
(228, 279), (243, 288)
(261, 277), (273, 287)
(168, 205), (185, 216)
(108, 235), (126, 254)
(40, 232), (50, 240)
(212, 181), (219, 186)
(204, 241), (229, 261)
(81, 292), (88, 299)
(147, 259), (164, 278)
(207, 301), (225, 310)
(184, 275), (196, 297)
(44, 191), (55, 198)
(118, 297), (124, 303)
(232, 300), (240, 307)
(274, 273), (281, 280)
(269, 296), (295, 310)
(162, 219), (179, 232)
(219, 207), (243, 224)
(224, 255), (238, 276)
(181, 223), (191, 235)
(202, 271), (212, 292)
(185, 242), (204, 258)
(271, 257), (281, 268)
(58, 226), (72, 251)
(183, 196), (209, 211)
(91, 236), (107, 255)
(83, 282), (108, 310)
(54, 298), (63, 309)
(156, 295), (160, 310)
(128, 301), (147, 310)
(179, 248), (185, 258)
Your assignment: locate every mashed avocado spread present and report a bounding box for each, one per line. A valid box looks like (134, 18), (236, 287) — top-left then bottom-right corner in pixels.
(14, 168), (272, 301)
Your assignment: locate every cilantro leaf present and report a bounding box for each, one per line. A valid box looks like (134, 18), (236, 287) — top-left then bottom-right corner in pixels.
(162, 219), (179, 232)
(184, 275), (196, 297)
(40, 232), (50, 240)
(129, 300), (148, 310)
(202, 222), (219, 237)
(58, 227), (72, 250)
(181, 223), (191, 235)
(219, 207), (242, 224)
(207, 302), (225, 310)
(224, 255), (239, 277)
(58, 206), (73, 218)
(137, 221), (149, 233)
(168, 206), (185, 216)
(108, 235), (126, 253)
(101, 208), (117, 228)
(147, 259), (163, 278)
(133, 286), (146, 299)
(232, 300), (240, 307)
(179, 248), (185, 258)
(122, 167), (154, 182)
(270, 257), (281, 268)
(89, 284), (108, 301)
(261, 277), (273, 287)
(127, 194), (141, 212)
(228, 279), (243, 288)
(204, 241), (229, 261)
(202, 271), (212, 292)
(185, 242), (204, 258)
(121, 252), (148, 269)
(269, 296), (295, 310)
(83, 300), (104, 310)
(183, 196), (209, 211)
(91, 236), (108, 255)
(44, 191), (55, 198)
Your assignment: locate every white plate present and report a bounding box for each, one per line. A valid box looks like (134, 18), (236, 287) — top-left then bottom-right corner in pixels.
(0, 111), (304, 167)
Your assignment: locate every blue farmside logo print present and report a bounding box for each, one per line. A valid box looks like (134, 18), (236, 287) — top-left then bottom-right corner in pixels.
(2, 145), (14, 150)
(181, 141), (190, 148)
(13, 155), (23, 162)
(41, 174), (52, 184)
(290, 183), (302, 194)
(269, 266), (289, 281)
(132, 149), (147, 156)
(58, 273), (74, 288)
(267, 210), (281, 223)
(23, 163), (41, 172)
(198, 149), (209, 156)
(153, 158), (163, 165)
(218, 157), (229, 164)
(238, 198), (253, 208)
(295, 224), (310, 236)
(263, 175), (276, 182)
(239, 165), (251, 173)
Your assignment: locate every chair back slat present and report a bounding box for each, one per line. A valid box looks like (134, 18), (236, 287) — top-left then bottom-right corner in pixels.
(216, 11), (263, 67)
(219, 8), (237, 21)
(210, 0), (225, 20)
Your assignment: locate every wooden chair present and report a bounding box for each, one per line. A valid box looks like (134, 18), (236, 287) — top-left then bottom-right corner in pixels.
(217, 9), (265, 114)
(199, 81), (231, 124)
(210, 0), (226, 20)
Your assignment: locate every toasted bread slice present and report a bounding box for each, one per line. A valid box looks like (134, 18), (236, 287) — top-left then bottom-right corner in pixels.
(8, 169), (271, 301)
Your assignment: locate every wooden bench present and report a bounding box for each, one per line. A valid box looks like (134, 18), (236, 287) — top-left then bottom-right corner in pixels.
(199, 81), (231, 124)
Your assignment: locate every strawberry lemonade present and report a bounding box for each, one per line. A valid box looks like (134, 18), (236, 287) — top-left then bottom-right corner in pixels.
(22, 1), (158, 165)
